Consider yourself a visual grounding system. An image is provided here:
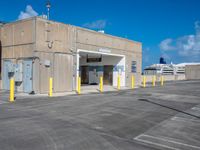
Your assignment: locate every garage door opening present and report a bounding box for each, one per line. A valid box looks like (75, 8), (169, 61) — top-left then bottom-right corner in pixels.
(77, 49), (125, 90)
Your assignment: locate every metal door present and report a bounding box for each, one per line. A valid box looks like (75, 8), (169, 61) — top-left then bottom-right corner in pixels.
(2, 60), (12, 90)
(23, 60), (33, 93)
(53, 54), (73, 92)
(89, 66), (98, 84)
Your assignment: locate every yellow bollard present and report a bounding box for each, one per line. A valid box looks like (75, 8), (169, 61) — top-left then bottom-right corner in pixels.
(161, 76), (164, 86)
(131, 75), (135, 89)
(9, 78), (15, 102)
(49, 77), (53, 97)
(152, 75), (156, 87)
(99, 76), (103, 92)
(77, 76), (81, 94)
(142, 76), (146, 88)
(117, 75), (120, 90)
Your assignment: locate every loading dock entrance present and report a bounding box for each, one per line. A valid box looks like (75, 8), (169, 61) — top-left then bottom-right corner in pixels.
(77, 49), (126, 90)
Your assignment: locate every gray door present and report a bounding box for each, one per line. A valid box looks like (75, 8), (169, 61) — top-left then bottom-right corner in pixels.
(23, 60), (33, 93)
(54, 54), (73, 92)
(3, 60), (12, 90)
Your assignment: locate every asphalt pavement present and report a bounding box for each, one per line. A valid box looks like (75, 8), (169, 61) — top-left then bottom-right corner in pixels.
(0, 80), (200, 150)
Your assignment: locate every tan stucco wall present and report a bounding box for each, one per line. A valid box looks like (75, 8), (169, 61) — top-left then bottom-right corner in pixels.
(34, 18), (76, 93)
(1, 17), (142, 93)
(35, 18), (75, 53)
(33, 18), (142, 91)
(142, 75), (186, 84)
(185, 65), (200, 80)
(1, 18), (35, 59)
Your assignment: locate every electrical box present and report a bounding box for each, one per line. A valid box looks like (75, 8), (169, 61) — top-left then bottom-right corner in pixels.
(44, 60), (51, 67)
(8, 63), (15, 72)
(14, 63), (23, 82)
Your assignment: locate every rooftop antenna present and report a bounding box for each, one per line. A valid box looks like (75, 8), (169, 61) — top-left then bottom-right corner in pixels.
(46, 0), (51, 20)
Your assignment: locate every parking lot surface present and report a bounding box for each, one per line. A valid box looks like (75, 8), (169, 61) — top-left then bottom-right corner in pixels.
(0, 80), (200, 150)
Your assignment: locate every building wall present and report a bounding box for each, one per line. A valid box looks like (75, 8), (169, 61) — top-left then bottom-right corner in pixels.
(0, 18), (36, 91)
(1, 19), (35, 59)
(33, 18), (75, 93)
(142, 74), (185, 83)
(33, 18), (142, 93)
(185, 65), (200, 80)
(1, 17), (142, 93)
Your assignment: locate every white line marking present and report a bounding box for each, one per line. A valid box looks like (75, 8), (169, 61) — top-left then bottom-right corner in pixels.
(192, 107), (200, 111)
(171, 116), (200, 123)
(134, 134), (200, 150)
(0, 101), (8, 104)
(134, 134), (179, 150)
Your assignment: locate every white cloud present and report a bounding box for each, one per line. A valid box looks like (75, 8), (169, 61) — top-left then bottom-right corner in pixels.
(18, 5), (38, 20)
(83, 20), (107, 29)
(159, 38), (176, 51)
(159, 21), (200, 61)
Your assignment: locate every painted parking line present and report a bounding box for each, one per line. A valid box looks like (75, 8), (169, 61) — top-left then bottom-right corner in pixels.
(134, 134), (178, 150)
(134, 134), (200, 150)
(0, 100), (8, 105)
(192, 107), (200, 111)
(171, 116), (200, 123)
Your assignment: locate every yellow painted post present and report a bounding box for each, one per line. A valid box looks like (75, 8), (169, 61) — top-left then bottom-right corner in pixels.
(9, 78), (15, 102)
(142, 76), (146, 88)
(49, 77), (53, 97)
(161, 76), (164, 86)
(99, 76), (103, 92)
(117, 75), (120, 90)
(152, 75), (156, 87)
(131, 75), (135, 89)
(77, 76), (81, 94)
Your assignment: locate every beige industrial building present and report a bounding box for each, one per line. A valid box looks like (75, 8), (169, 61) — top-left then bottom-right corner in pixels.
(0, 17), (142, 94)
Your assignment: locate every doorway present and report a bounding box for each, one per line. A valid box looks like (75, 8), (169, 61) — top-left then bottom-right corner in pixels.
(81, 66), (89, 84)
(103, 65), (113, 85)
(3, 60), (13, 90)
(23, 59), (33, 93)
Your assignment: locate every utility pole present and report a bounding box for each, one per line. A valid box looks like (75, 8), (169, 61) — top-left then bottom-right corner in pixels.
(46, 0), (51, 20)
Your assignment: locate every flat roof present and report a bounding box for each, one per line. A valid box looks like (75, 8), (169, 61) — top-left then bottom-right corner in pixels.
(1, 16), (141, 45)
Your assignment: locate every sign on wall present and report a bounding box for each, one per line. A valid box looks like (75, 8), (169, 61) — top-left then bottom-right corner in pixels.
(98, 48), (111, 53)
(86, 54), (102, 63)
(87, 57), (102, 63)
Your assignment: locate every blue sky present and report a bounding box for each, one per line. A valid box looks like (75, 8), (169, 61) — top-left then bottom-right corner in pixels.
(1, 0), (200, 68)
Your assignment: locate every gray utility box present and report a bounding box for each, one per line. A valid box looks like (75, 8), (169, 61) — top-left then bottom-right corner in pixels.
(8, 63), (15, 73)
(14, 63), (23, 82)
